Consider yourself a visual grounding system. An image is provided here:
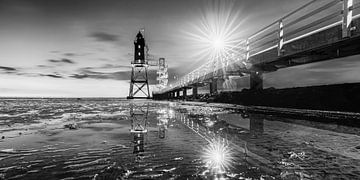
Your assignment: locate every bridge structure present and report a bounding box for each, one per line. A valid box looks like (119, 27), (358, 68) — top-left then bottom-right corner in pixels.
(153, 0), (360, 100)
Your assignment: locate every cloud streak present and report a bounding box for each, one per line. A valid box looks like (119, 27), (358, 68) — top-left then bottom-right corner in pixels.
(0, 66), (17, 71)
(68, 66), (179, 85)
(89, 32), (119, 42)
(40, 74), (63, 78)
(69, 69), (128, 81)
(63, 53), (76, 57)
(48, 58), (75, 64)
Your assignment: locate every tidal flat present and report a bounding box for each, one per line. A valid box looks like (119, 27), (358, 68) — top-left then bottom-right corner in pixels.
(0, 98), (359, 179)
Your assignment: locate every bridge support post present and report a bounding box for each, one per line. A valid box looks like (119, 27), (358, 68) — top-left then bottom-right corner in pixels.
(278, 20), (284, 56)
(250, 71), (263, 91)
(176, 90), (180, 99)
(209, 79), (218, 95)
(342, 0), (353, 38)
(218, 78), (225, 91)
(246, 38), (250, 61)
(182, 88), (187, 100)
(192, 86), (198, 99)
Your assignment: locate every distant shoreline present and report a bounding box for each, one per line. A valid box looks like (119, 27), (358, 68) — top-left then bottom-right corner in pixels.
(3, 82), (360, 113)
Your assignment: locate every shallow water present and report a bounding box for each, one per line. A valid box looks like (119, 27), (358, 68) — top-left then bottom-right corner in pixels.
(0, 98), (359, 179)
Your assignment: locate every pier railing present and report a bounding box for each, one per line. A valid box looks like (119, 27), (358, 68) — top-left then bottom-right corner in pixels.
(157, 0), (360, 94)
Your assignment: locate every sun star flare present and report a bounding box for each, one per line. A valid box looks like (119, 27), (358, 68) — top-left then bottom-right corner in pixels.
(202, 139), (234, 173)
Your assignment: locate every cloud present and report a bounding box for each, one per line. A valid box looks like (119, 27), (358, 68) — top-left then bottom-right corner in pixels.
(48, 58), (75, 64)
(77, 64), (132, 75)
(96, 63), (131, 69)
(68, 66), (179, 85)
(0, 66), (17, 71)
(63, 53), (76, 57)
(69, 74), (89, 79)
(89, 32), (119, 42)
(63, 52), (92, 57)
(0, 64), (66, 79)
(69, 69), (128, 80)
(37, 65), (52, 68)
(40, 74), (63, 78)
(61, 59), (74, 64)
(0, 66), (18, 75)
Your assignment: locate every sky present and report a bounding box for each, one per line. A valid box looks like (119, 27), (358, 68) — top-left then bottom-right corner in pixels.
(0, 0), (359, 97)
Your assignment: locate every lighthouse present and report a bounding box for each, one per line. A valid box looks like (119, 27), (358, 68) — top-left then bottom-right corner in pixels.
(127, 30), (150, 99)
(134, 32), (145, 64)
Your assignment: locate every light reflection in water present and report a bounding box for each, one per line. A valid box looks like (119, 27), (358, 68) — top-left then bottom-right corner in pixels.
(127, 104), (263, 178)
(178, 111), (236, 176)
(202, 139), (234, 174)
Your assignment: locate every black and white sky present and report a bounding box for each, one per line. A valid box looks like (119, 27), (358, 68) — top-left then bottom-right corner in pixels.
(0, 0), (359, 97)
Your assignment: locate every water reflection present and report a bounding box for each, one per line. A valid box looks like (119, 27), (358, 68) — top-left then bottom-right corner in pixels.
(203, 139), (234, 174)
(177, 112), (236, 176)
(158, 125), (166, 139)
(156, 108), (170, 139)
(2, 99), (358, 179)
(175, 107), (289, 178)
(129, 102), (149, 162)
(249, 114), (264, 138)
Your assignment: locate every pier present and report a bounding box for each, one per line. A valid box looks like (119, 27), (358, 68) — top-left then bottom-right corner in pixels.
(153, 0), (360, 101)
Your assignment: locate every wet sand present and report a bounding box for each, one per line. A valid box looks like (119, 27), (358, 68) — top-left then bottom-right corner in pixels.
(0, 98), (359, 179)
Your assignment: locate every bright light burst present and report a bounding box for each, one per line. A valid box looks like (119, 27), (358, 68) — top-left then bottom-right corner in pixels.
(202, 139), (234, 173)
(184, 0), (247, 63)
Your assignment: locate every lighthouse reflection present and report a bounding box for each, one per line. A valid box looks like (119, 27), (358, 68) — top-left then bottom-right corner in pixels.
(125, 102), (272, 178)
(129, 103), (174, 162)
(129, 102), (149, 162)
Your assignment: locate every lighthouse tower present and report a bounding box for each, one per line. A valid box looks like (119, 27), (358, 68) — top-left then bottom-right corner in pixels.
(127, 30), (150, 99)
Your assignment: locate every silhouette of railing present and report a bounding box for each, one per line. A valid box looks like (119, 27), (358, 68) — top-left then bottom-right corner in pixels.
(157, 0), (360, 94)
